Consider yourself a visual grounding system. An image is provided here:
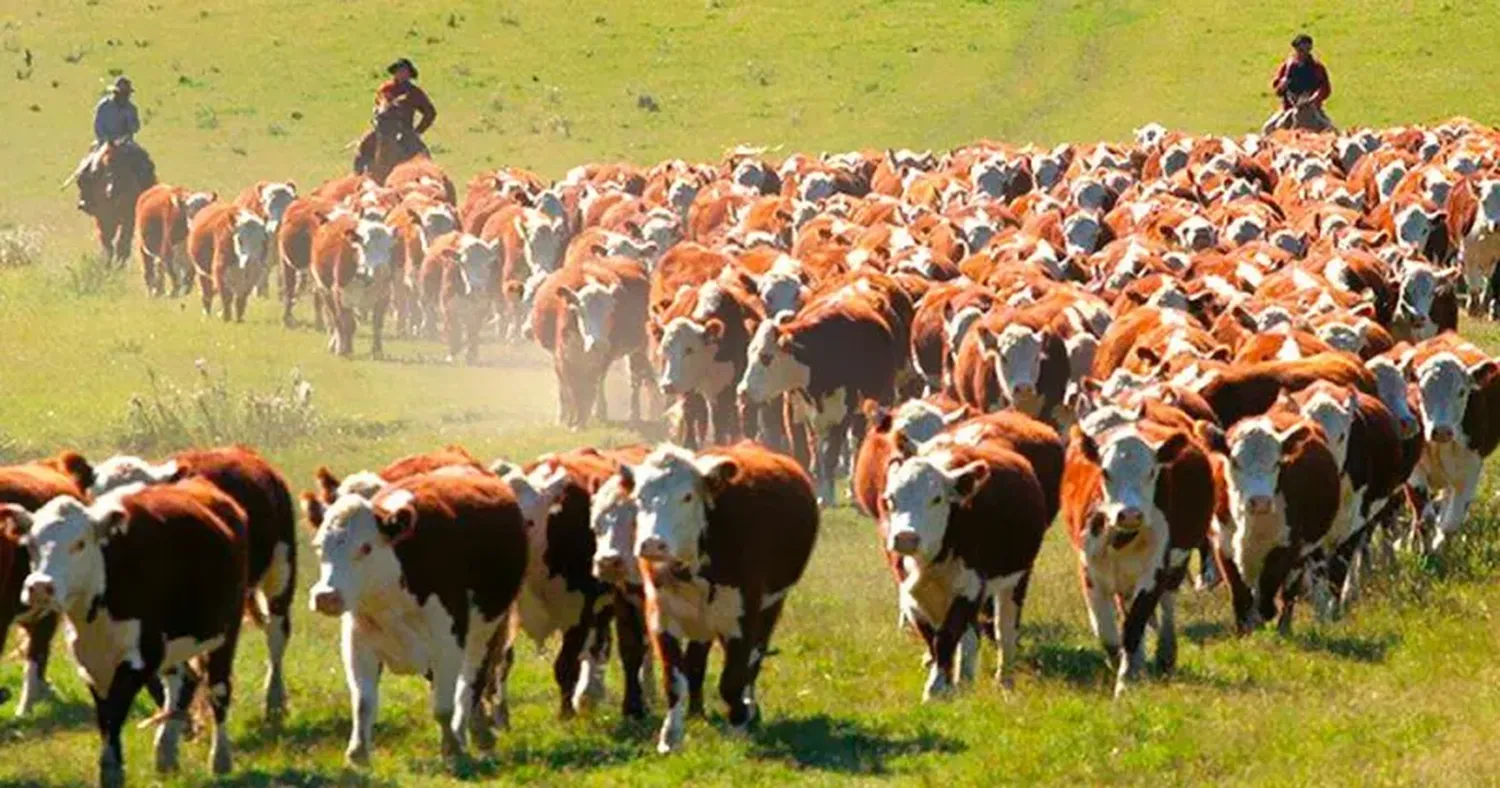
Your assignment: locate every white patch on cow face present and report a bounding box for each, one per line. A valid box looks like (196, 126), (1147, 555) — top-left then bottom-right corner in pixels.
(336, 471), (389, 500)
(1175, 216), (1217, 251)
(640, 211), (681, 257)
(667, 179), (700, 219)
(1133, 122), (1167, 148)
(1376, 162), (1408, 203)
(1299, 390), (1357, 469)
(1094, 429), (1161, 530)
(738, 318), (809, 404)
(1315, 321), (1364, 354)
(1368, 358), (1418, 438)
(1070, 180), (1109, 213)
(1160, 145), (1191, 178)
(308, 495), (403, 615)
(632, 447), (716, 566)
(1225, 419), (1285, 516)
(1063, 213), (1102, 255)
(884, 453), (952, 561)
(502, 465), (571, 535)
(1397, 263), (1457, 333)
(890, 399), (948, 444)
(522, 215), (565, 273)
(259, 182), (296, 233)
(87, 455), (178, 497)
(455, 236), (498, 298)
(658, 318), (719, 395)
(799, 172), (836, 203)
(989, 325), (1045, 407)
(944, 307), (983, 359)
(1422, 170), (1453, 206)
(590, 473), (640, 585)
(183, 191), (216, 222)
(1477, 181), (1500, 230)
(757, 270), (806, 318)
(20, 495), (112, 612)
(1225, 215), (1265, 247)
(232, 212), (270, 270)
(572, 278), (619, 355)
(419, 204), (458, 247)
(1394, 204), (1435, 250)
(354, 220), (396, 279)
(1415, 353), (1475, 443)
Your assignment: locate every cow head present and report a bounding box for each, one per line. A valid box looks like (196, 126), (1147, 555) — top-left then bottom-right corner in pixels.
(183, 191), (218, 222)
(85, 454), (179, 497)
(259, 181), (297, 234)
(351, 219), (397, 281)
(1395, 262), (1459, 338)
(1062, 212), (1104, 257)
(520, 213), (566, 273)
(1477, 180), (1500, 230)
(798, 171), (837, 204)
(1292, 385), (1359, 469)
(883, 449), (988, 561)
(1133, 122), (1168, 149)
(737, 314), (808, 404)
(454, 236), (499, 298)
(1070, 178), (1111, 213)
(232, 211), (271, 271)
(631, 445), (736, 568)
(307, 490), (413, 616)
(1368, 357), (1419, 439)
(667, 178), (700, 220)
(1313, 320), (1367, 355)
(1224, 214), (1266, 247)
(1174, 215), (1217, 251)
(658, 317), (725, 397)
(755, 266), (808, 318)
(979, 325), (1045, 412)
(590, 469), (640, 585)
(889, 398), (961, 445)
(1414, 352), (1495, 445)
(1375, 161), (1409, 203)
(944, 305), (984, 364)
(1223, 418), (1299, 518)
(419, 203), (459, 248)
(639, 209), (681, 260)
(497, 464), (572, 559)
(3, 494), (122, 614)
(1077, 427), (1185, 544)
(1393, 201), (1441, 251)
(563, 277), (621, 355)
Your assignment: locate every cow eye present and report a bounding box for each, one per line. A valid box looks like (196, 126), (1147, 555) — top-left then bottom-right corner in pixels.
(71, 539), (86, 554)
(760, 353), (773, 366)
(930, 495), (942, 506)
(681, 492), (693, 503)
(683, 347), (694, 355)
(356, 543), (372, 558)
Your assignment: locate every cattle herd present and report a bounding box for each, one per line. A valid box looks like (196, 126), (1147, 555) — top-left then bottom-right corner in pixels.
(8, 116), (1500, 783)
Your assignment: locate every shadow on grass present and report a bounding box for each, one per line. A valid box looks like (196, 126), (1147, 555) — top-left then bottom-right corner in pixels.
(0, 693), (94, 736)
(1291, 629), (1399, 663)
(437, 734), (640, 780)
(748, 714), (964, 774)
(1183, 620), (1231, 646)
(219, 767), (401, 787)
(232, 712), (418, 756)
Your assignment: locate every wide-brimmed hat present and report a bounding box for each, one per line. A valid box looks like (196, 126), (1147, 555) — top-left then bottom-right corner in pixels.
(106, 75), (133, 94)
(1292, 34), (1313, 50)
(386, 58), (418, 79)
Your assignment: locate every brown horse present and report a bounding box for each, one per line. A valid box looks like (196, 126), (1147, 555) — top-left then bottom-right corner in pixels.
(77, 142), (157, 263)
(367, 96), (430, 185)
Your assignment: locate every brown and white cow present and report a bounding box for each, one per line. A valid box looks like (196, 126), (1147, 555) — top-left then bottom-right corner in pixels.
(188, 203), (272, 322)
(1446, 176), (1500, 316)
(627, 443), (818, 753)
(1405, 337), (1500, 550)
(882, 441), (1048, 698)
(1205, 413), (1339, 633)
(4, 479), (249, 783)
(1064, 421), (1214, 695)
(310, 216), (399, 357)
(304, 473), (527, 766)
(79, 446), (299, 716)
(418, 233), (500, 363)
(1390, 260), (1460, 342)
(654, 280), (762, 448)
(135, 184), (216, 297)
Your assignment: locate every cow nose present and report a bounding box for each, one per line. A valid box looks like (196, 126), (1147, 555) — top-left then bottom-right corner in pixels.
(1012, 382), (1038, 400)
(1249, 495), (1275, 515)
(593, 554), (626, 580)
(637, 536), (671, 561)
(1400, 417), (1419, 439)
(1431, 424), (1455, 444)
(311, 588), (346, 616)
(890, 531), (921, 555)
(1115, 507), (1144, 529)
(22, 578), (54, 607)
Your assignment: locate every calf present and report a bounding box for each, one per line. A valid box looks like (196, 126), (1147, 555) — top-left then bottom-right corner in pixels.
(883, 441), (1048, 698)
(310, 216), (398, 358)
(654, 280), (761, 447)
(1406, 340), (1500, 550)
(4, 480), (249, 784)
(1064, 422), (1214, 696)
(629, 443), (819, 753)
(304, 474), (527, 765)
(1205, 414), (1339, 633)
(188, 203), (272, 322)
(1390, 260), (1460, 342)
(419, 233), (500, 363)
(82, 446), (298, 716)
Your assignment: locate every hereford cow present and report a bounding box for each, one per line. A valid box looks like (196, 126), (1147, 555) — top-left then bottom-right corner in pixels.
(135, 184), (216, 297)
(304, 473), (527, 765)
(883, 441), (1049, 698)
(628, 443), (818, 753)
(418, 233), (500, 363)
(3, 479), (249, 783)
(188, 203), (272, 322)
(1446, 177), (1500, 316)
(1064, 421), (1214, 696)
(654, 280), (761, 448)
(310, 216), (399, 357)
(80, 446), (299, 716)
(1405, 338), (1500, 550)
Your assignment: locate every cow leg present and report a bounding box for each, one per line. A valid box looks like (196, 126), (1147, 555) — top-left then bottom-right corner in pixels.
(615, 591), (649, 720)
(202, 629), (239, 776)
(340, 308), (358, 357)
(370, 302), (387, 360)
(993, 573), (1027, 689)
(14, 613), (57, 716)
(312, 288), (328, 334)
(429, 641), (464, 759)
(152, 666), (191, 772)
(721, 598), (784, 734)
(815, 424), (844, 506)
(142, 249), (160, 296)
(553, 622), (590, 719)
(281, 264), (299, 327)
(1487, 262), (1500, 320)
(709, 388), (741, 444)
(1116, 580), (1166, 698)
(684, 640), (711, 716)
(652, 631), (690, 754)
(1083, 574), (1122, 664)
(341, 615), (381, 767)
(1258, 545), (1300, 635)
(93, 662), (148, 788)
(677, 393), (705, 449)
(626, 351), (650, 422)
(572, 601), (612, 715)
(490, 644), (515, 731)
(215, 270), (233, 322)
(1433, 458), (1483, 551)
(927, 594), (979, 701)
(199, 271), (215, 317)
(1194, 541), (1220, 590)
(259, 539), (295, 717)
(453, 613), (504, 755)
(465, 310), (484, 365)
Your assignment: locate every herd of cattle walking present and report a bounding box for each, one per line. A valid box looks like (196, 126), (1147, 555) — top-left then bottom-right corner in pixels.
(13, 116), (1500, 783)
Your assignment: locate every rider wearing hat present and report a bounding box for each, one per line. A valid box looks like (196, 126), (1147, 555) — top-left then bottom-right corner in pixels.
(1263, 34), (1334, 133)
(74, 75), (155, 203)
(353, 58), (436, 174)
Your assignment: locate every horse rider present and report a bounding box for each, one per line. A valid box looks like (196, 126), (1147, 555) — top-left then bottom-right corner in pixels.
(1262, 34), (1335, 133)
(74, 76), (156, 203)
(352, 57), (437, 175)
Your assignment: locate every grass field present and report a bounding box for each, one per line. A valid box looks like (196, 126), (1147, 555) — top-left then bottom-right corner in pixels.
(4, 0), (1500, 784)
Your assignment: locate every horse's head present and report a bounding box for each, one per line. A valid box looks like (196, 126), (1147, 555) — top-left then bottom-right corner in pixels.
(372, 96), (411, 140)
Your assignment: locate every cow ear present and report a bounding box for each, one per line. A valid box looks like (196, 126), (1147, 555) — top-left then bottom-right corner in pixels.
(315, 466), (341, 504)
(1153, 431), (1190, 462)
(893, 430), (919, 458)
(56, 451), (95, 494)
(92, 497), (129, 541)
(1076, 428), (1101, 464)
(1135, 346), (1162, 367)
(300, 492), (326, 533)
(1351, 300), (1377, 319)
(775, 327), (796, 351)
(558, 287), (580, 308)
(617, 464), (636, 494)
(1468, 359), (1500, 388)
(378, 505), (418, 544)
(286, 180), (297, 192)
(1208, 345), (1232, 363)
(0, 504), (33, 542)
(694, 455), (738, 499)
(703, 318), (725, 341)
(946, 460), (990, 502)
(1195, 422), (1229, 455)
(488, 459), (522, 479)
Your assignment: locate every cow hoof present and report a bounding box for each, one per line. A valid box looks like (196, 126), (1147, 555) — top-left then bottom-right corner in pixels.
(154, 724), (181, 773)
(469, 720), (497, 753)
(210, 744), (233, 775)
(921, 667), (952, 703)
(1112, 679), (1129, 700)
(994, 670), (1015, 691)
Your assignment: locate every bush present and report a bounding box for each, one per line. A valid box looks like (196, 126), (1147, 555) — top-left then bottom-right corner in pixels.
(0, 225), (43, 268)
(118, 363), (320, 455)
(63, 252), (122, 296)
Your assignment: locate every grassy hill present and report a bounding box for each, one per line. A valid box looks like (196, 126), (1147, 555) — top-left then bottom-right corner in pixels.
(3, 0), (1500, 785)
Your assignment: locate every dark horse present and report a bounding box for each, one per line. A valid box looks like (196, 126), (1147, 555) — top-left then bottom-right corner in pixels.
(76, 141), (156, 263)
(365, 96), (430, 185)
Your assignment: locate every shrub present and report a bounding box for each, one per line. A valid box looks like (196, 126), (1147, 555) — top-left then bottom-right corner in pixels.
(0, 224), (43, 268)
(118, 363), (320, 455)
(63, 252), (121, 296)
